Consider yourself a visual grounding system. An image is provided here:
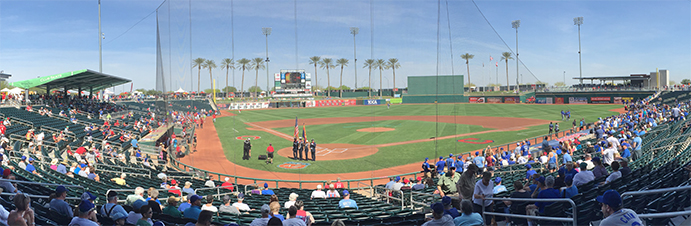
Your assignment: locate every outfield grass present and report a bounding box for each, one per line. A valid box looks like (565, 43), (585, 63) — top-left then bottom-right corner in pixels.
(216, 103), (622, 174)
(272, 120), (491, 145)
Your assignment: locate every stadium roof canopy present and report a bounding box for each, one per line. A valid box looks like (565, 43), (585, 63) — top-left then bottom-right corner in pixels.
(573, 76), (649, 82)
(10, 69), (130, 91)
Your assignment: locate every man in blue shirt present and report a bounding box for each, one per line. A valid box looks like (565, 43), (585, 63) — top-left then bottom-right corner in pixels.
(338, 190), (358, 209)
(177, 194), (193, 212)
(101, 191), (128, 219)
(632, 133), (642, 161)
(50, 185), (73, 217)
(261, 183), (274, 195)
(183, 195), (202, 220)
(455, 155), (464, 173)
(526, 176), (560, 213)
(131, 137), (139, 149)
(25, 158), (39, 176)
(473, 152), (484, 170)
(562, 150), (572, 163)
(525, 164), (537, 181)
(435, 157), (446, 175)
(421, 158), (430, 173)
(445, 154), (455, 169)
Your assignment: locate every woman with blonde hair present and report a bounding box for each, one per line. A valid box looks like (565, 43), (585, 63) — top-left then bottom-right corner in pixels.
(7, 193), (34, 226)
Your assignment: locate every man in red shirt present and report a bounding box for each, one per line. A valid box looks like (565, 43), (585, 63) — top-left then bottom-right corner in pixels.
(212, 113), (217, 123)
(266, 144), (274, 164)
(0, 122), (6, 137)
(334, 178), (344, 189)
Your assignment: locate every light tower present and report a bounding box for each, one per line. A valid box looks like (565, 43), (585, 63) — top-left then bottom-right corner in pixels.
(350, 27), (359, 89)
(574, 17), (583, 85)
(262, 27), (272, 93)
(512, 20), (520, 92)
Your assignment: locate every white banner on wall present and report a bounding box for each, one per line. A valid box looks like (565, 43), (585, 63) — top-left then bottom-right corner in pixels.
(228, 102), (270, 110)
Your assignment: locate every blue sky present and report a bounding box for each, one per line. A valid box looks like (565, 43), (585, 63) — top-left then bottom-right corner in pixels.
(1, 0), (690, 92)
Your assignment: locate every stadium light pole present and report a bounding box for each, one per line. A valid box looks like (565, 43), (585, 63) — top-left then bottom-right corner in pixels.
(263, 27), (272, 94)
(574, 17), (583, 85)
(350, 27), (359, 89)
(512, 20), (520, 92)
(98, 0), (102, 73)
(563, 71), (566, 85)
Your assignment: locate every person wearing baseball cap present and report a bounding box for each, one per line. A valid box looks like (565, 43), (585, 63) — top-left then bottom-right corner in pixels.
(436, 162), (460, 199)
(250, 204), (271, 226)
(162, 196), (182, 218)
(525, 164), (537, 181)
(441, 196), (459, 218)
(183, 195), (203, 220)
(423, 202), (453, 226)
(338, 190), (358, 210)
(232, 193), (252, 212)
(0, 169), (16, 193)
(492, 177), (507, 194)
(597, 190), (643, 225)
(435, 156), (446, 176)
(310, 184), (326, 199)
(101, 190), (128, 220)
(422, 157), (431, 174)
(68, 200), (98, 226)
(50, 185), (73, 217)
(573, 162), (595, 187)
(261, 183), (275, 195)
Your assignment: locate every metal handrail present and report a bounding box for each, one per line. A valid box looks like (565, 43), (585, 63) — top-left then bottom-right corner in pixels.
(0, 192), (82, 201)
(374, 187), (406, 210)
(194, 185), (238, 198)
(356, 181), (373, 197)
(621, 185), (691, 220)
(0, 178), (85, 190)
(106, 188), (184, 203)
(244, 183), (261, 195)
(409, 190), (439, 208)
(8, 116), (33, 127)
(482, 197), (578, 226)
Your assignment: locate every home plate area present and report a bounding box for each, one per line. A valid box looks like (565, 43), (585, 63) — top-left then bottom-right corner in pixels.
(276, 143), (379, 161)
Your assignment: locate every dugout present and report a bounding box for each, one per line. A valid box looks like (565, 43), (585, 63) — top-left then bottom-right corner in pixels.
(402, 75), (466, 103)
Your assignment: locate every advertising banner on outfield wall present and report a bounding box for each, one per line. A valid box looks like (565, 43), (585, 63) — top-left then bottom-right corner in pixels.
(314, 99), (356, 107)
(504, 97), (519, 103)
(535, 97), (553, 104)
(487, 97), (502, 103)
(363, 99), (381, 105)
(469, 97), (486, 103)
(569, 97), (588, 104)
(613, 97), (633, 104)
(555, 97), (564, 104)
(591, 97), (611, 104)
(228, 102), (270, 110)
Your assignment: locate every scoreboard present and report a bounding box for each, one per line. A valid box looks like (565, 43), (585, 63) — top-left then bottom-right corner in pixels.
(275, 69), (311, 93)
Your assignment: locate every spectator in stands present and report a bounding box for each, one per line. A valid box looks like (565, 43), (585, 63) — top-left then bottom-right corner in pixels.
(524, 164), (537, 182)
(472, 171), (494, 226)
(232, 193), (252, 211)
(260, 182), (274, 195)
(200, 195), (217, 212)
(191, 210), (214, 226)
(526, 176), (560, 214)
(632, 133), (642, 161)
(436, 156), (447, 176)
(126, 187), (146, 206)
(0, 169), (16, 193)
(334, 177), (344, 189)
(102, 191), (128, 219)
(437, 165), (460, 198)
(283, 206), (307, 226)
(573, 162), (595, 187)
(561, 175), (578, 198)
(50, 159), (58, 170)
(597, 190), (643, 225)
(492, 177), (507, 194)
(385, 177), (395, 189)
(441, 196), (459, 218)
(17, 156), (26, 170)
(392, 176), (405, 191)
(49, 185), (73, 217)
(338, 190), (358, 210)
(221, 177), (234, 191)
(178, 194), (193, 212)
(162, 196), (182, 218)
(422, 158), (431, 174)
(604, 161), (622, 185)
(250, 204), (271, 226)
(473, 151), (485, 172)
(310, 184), (326, 199)
(583, 154), (595, 170)
(203, 176), (215, 188)
(453, 200), (483, 226)
(422, 202), (454, 226)
(619, 159), (631, 176)
(324, 184), (340, 198)
(69, 200), (98, 226)
(183, 195), (203, 220)
(457, 164), (478, 201)
(111, 212), (128, 226)
(182, 181), (195, 194)
(87, 167), (99, 182)
(218, 195), (240, 215)
(268, 201), (284, 221)
(502, 180), (530, 225)
(111, 173), (128, 186)
(147, 190), (161, 213)
(412, 177), (426, 190)
(602, 143), (617, 166)
(592, 157), (609, 179)
(127, 200), (147, 224)
(156, 169), (167, 180)
(7, 193), (34, 226)
(136, 205), (153, 226)
(291, 200), (314, 224)
(284, 193), (298, 209)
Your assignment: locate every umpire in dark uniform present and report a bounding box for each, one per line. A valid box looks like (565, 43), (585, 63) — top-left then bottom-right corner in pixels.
(310, 139), (317, 161)
(242, 138), (252, 160)
(292, 138), (299, 159)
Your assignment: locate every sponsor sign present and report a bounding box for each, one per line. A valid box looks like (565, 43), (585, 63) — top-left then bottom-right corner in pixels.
(278, 162), (311, 169)
(613, 97), (634, 104)
(569, 97), (588, 104)
(591, 96), (611, 104)
(228, 102), (270, 110)
(363, 99), (381, 105)
(469, 97), (486, 103)
(504, 97), (519, 103)
(314, 99), (356, 107)
(535, 97), (553, 104)
(487, 97), (502, 103)
(457, 138), (494, 144)
(235, 136), (261, 140)
(555, 97), (564, 104)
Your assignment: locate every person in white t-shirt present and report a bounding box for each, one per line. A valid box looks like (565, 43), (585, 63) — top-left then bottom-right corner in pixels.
(604, 161), (622, 184)
(310, 185), (326, 199)
(602, 144), (617, 166)
(231, 193), (251, 211)
(200, 195), (218, 212)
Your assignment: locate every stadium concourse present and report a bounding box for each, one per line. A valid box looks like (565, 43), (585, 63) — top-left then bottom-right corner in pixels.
(0, 90), (689, 226)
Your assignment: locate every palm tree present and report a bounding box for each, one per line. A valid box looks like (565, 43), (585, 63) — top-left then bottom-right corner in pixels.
(203, 59), (217, 94)
(237, 58), (251, 98)
(320, 58), (336, 96)
(385, 58), (401, 97)
(501, 52), (513, 90)
(363, 59), (376, 98)
(460, 53), (474, 90)
(309, 56), (321, 92)
(251, 57), (265, 98)
(375, 59), (386, 96)
(336, 58), (349, 98)
(192, 58), (206, 92)
(220, 58), (235, 95)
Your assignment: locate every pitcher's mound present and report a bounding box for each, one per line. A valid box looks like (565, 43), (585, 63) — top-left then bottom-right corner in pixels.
(276, 143), (379, 160)
(357, 127), (395, 132)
